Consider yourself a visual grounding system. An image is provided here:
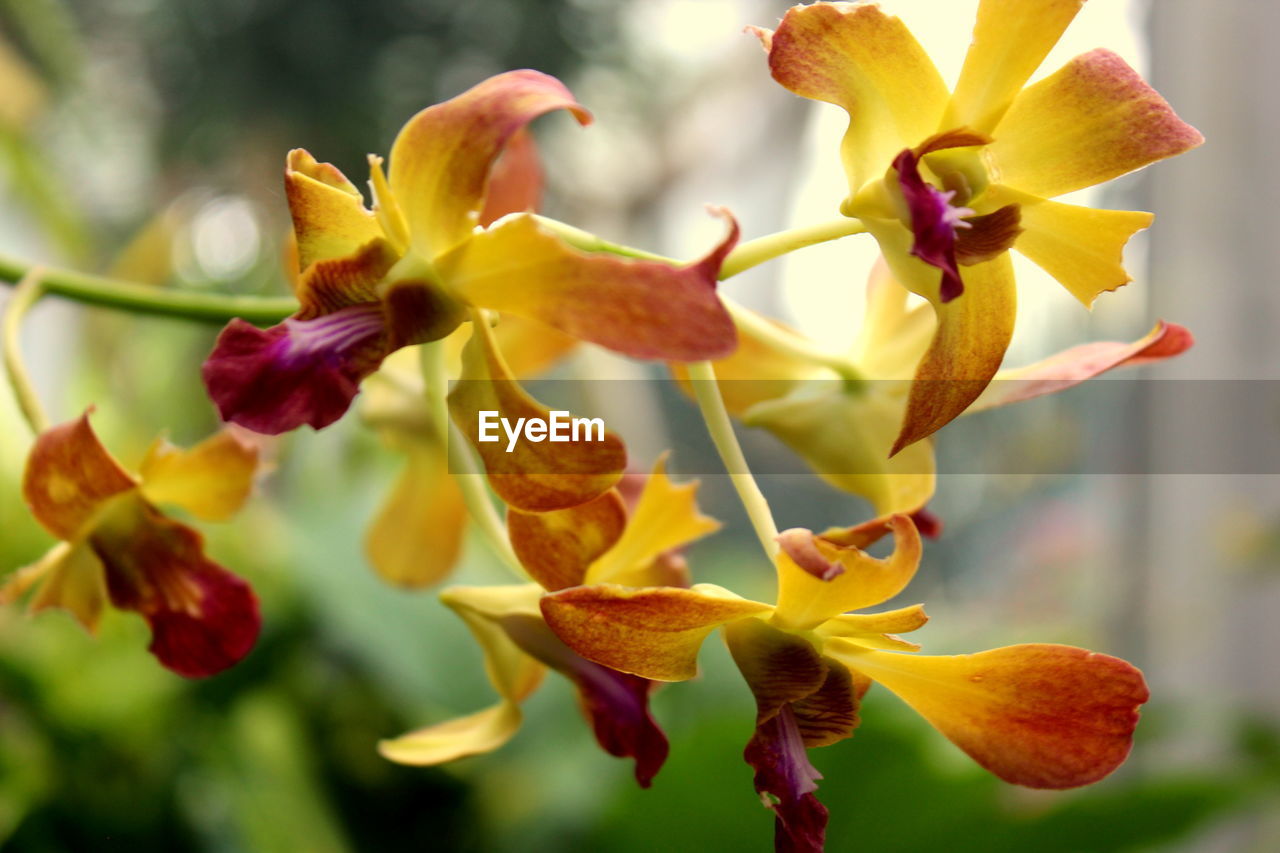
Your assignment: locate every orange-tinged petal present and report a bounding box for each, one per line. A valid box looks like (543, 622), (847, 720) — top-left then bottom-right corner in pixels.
(448, 318), (626, 512)
(772, 515), (922, 630)
(831, 642), (1149, 789)
(508, 490), (626, 591)
(293, 238), (400, 320)
(379, 702), (527, 766)
(541, 583), (773, 682)
(438, 211), (739, 361)
(971, 321), (1193, 412)
(584, 457), (720, 586)
(945, 0), (1085, 134)
(743, 380), (936, 517)
(892, 253), (1016, 454)
(1, 542), (108, 634)
(725, 616), (828, 725)
(489, 313), (578, 379)
(759, 2), (948, 195)
(989, 49), (1204, 199)
(389, 69), (590, 259)
(365, 441), (466, 589)
(138, 430), (259, 522)
(284, 149), (384, 272)
(479, 127), (543, 227)
(985, 185), (1154, 306)
(23, 413), (137, 541)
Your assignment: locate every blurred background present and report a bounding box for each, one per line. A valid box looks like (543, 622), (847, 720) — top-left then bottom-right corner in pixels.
(1, 0), (1278, 850)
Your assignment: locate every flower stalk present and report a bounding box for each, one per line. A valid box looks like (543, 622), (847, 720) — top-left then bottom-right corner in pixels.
(2, 269), (51, 434)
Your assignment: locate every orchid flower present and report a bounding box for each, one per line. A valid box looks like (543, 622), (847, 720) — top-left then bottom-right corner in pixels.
(542, 515), (1149, 851)
(378, 459), (718, 787)
(203, 69), (738, 435)
(1, 414), (261, 677)
(705, 259), (1192, 519)
(753, 0), (1202, 452)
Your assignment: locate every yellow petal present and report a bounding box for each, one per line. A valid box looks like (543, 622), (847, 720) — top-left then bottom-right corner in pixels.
(893, 253), (1016, 454)
(365, 440), (466, 589)
(23, 413), (137, 541)
(438, 212), (738, 361)
(744, 379), (936, 517)
(772, 515), (922, 630)
(379, 701), (526, 766)
(759, 2), (948, 194)
(540, 583), (773, 682)
(389, 70), (590, 260)
(508, 490), (626, 591)
(439, 584), (547, 704)
(448, 317), (626, 512)
(817, 603), (928, 652)
(585, 457), (720, 586)
(945, 0), (1085, 133)
(989, 49), (1204, 199)
(138, 430), (259, 522)
(852, 258), (934, 380)
(985, 185), (1153, 306)
(830, 642), (1149, 789)
(1, 542), (108, 634)
(284, 149), (385, 272)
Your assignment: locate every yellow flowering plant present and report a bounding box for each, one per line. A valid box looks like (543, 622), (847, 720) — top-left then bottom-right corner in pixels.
(0, 2), (1202, 850)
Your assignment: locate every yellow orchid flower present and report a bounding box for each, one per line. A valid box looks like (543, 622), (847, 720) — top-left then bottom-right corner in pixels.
(753, 1), (1202, 452)
(203, 70), (738, 435)
(542, 515), (1149, 849)
(691, 259), (1192, 520)
(1, 413), (262, 677)
(378, 459), (719, 787)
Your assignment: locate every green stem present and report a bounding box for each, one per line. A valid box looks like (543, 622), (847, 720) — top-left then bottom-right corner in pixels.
(685, 360), (779, 559)
(718, 218), (866, 280)
(2, 269), (51, 434)
(0, 253), (296, 325)
(419, 337), (528, 581)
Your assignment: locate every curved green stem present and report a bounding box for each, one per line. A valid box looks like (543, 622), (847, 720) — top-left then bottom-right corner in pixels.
(0, 253), (296, 325)
(2, 269), (51, 434)
(686, 360), (779, 559)
(718, 218), (866, 280)
(419, 337), (528, 581)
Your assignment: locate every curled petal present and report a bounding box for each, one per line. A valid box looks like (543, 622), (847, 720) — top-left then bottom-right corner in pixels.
(893, 148), (969, 303)
(0, 542), (108, 634)
(990, 49), (1204, 199)
(380, 702), (526, 767)
(284, 149), (383, 272)
(987, 185), (1154, 306)
(585, 456), (720, 586)
(389, 69), (591, 259)
(501, 612), (669, 787)
(540, 583), (773, 682)
(365, 441), (467, 588)
(203, 304), (389, 434)
(294, 237), (400, 320)
(831, 642), (1150, 788)
(508, 490), (627, 591)
(88, 495), (259, 677)
(971, 321), (1193, 412)
(773, 515), (922, 630)
(945, 0), (1086, 133)
(23, 413), (137, 540)
(439, 211), (739, 361)
(759, 2), (948, 194)
(440, 584), (547, 703)
(449, 317), (626, 511)
(726, 617), (829, 725)
(479, 127), (544, 227)
(818, 604), (929, 653)
(138, 430), (259, 522)
(893, 253), (1016, 454)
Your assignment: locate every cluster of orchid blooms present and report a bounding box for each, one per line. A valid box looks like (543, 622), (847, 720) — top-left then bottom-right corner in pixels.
(0, 2), (1203, 850)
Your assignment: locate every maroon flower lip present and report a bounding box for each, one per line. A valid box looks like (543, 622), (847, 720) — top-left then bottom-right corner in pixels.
(202, 302), (389, 434)
(892, 147), (974, 303)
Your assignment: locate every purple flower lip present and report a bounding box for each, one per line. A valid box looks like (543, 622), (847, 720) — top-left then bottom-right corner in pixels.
(893, 148), (974, 303)
(202, 302), (390, 434)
